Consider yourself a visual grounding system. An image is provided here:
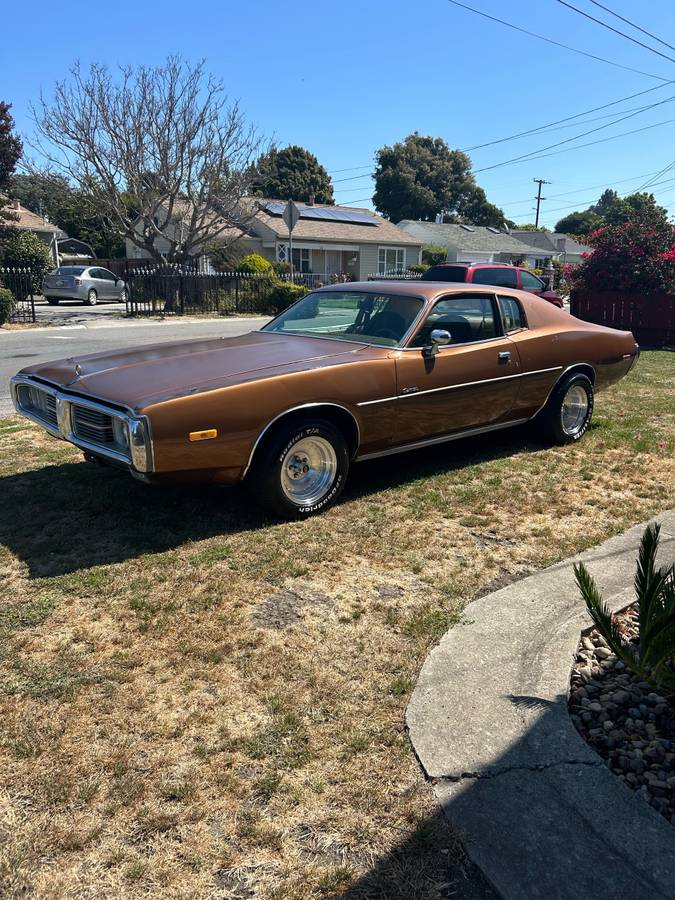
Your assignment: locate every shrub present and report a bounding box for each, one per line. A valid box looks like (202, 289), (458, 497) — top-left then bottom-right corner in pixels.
(422, 245), (447, 266)
(407, 263), (429, 274)
(0, 231), (53, 294)
(272, 261), (291, 275)
(0, 287), (15, 325)
(266, 280), (308, 314)
(575, 524), (675, 693)
(572, 220), (675, 294)
(237, 253), (273, 274)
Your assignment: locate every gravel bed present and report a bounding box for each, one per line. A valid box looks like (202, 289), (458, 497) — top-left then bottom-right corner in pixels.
(569, 603), (675, 825)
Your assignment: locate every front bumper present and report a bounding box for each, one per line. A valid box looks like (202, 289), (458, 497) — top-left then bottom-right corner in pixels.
(10, 375), (153, 475)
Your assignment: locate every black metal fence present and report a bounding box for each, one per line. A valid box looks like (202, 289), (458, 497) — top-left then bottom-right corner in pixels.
(0, 268), (36, 323)
(119, 266), (334, 317)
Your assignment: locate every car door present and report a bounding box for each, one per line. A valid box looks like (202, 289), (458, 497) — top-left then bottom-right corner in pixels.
(393, 292), (522, 444)
(96, 268), (116, 299)
(519, 269), (545, 296)
(86, 268), (106, 299)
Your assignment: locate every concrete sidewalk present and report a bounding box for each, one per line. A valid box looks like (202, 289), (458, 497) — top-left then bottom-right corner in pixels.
(407, 511), (675, 899)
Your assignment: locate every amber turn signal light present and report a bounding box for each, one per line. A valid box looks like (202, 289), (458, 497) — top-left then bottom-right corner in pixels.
(189, 429), (218, 442)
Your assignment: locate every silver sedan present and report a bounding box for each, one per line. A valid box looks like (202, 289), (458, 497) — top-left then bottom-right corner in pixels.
(42, 266), (128, 306)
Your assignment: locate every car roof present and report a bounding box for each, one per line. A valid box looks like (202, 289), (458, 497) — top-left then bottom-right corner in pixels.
(427, 262), (516, 269)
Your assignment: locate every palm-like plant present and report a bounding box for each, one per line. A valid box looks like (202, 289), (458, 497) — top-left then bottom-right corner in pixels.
(574, 523), (675, 693)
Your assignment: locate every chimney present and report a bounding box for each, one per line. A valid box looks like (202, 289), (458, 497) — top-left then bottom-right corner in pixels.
(11, 199), (20, 210)
(307, 194), (315, 206)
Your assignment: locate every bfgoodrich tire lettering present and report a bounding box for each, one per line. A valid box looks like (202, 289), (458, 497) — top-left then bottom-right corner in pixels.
(249, 419), (349, 519)
(540, 373), (594, 444)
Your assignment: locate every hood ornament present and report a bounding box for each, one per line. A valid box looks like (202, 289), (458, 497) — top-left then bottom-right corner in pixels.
(74, 363), (82, 377)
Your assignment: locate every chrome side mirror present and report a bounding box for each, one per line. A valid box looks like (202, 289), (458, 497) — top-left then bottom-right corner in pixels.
(425, 328), (451, 356)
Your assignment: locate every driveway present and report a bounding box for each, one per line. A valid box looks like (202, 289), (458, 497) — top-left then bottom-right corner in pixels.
(0, 315), (268, 416)
(33, 297), (132, 325)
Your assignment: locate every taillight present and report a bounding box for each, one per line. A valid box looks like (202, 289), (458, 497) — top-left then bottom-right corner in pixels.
(74, 278), (82, 285)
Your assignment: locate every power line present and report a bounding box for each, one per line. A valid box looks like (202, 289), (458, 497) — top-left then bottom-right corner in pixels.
(474, 93), (675, 173)
(586, 1), (675, 54)
(332, 85), (675, 188)
(555, 1), (675, 66)
(445, 0), (671, 81)
(637, 158), (675, 191)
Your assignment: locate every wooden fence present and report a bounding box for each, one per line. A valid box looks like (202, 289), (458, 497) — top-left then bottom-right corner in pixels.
(570, 289), (675, 348)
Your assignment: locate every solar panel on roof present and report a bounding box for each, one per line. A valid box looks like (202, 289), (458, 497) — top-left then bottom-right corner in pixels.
(262, 201), (377, 226)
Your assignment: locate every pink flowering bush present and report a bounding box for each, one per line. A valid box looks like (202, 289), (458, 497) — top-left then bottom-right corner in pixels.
(571, 221), (675, 293)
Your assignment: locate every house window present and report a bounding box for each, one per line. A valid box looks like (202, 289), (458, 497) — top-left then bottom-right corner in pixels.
(378, 247), (405, 274)
(292, 248), (311, 273)
(276, 242), (288, 262)
(534, 257), (548, 269)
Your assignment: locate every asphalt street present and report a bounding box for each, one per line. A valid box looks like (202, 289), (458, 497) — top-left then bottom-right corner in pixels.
(0, 312), (268, 416)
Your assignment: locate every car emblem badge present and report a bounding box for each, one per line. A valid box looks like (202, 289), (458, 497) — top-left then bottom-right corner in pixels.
(75, 363), (82, 377)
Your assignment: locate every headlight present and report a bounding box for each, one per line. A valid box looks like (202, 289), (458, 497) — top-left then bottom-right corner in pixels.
(112, 416), (130, 450)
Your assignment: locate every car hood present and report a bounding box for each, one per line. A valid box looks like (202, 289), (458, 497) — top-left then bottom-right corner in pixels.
(19, 331), (372, 410)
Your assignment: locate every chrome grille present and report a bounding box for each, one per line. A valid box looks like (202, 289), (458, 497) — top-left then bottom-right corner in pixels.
(72, 405), (115, 445)
(17, 384), (58, 428)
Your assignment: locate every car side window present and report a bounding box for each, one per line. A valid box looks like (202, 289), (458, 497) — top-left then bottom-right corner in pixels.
(471, 267), (518, 288)
(100, 269), (116, 281)
(520, 270), (544, 291)
(88, 268), (102, 279)
(409, 294), (499, 347)
(497, 295), (527, 332)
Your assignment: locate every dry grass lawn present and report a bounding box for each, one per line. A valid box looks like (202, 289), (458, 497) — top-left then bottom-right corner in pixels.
(0, 351), (673, 899)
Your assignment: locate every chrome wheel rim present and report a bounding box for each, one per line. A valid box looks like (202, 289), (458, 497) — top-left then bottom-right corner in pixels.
(561, 385), (589, 435)
(280, 436), (337, 506)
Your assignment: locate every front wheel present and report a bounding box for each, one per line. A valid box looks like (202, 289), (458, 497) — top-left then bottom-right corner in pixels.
(539, 373), (593, 444)
(248, 419), (349, 519)
(85, 289), (97, 306)
(119, 289), (128, 304)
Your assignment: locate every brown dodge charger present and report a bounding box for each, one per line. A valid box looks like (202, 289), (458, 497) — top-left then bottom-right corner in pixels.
(11, 282), (638, 518)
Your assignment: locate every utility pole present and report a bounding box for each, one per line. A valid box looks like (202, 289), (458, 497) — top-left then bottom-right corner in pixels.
(533, 178), (551, 228)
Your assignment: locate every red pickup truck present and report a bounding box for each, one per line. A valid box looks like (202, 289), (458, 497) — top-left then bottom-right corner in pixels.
(421, 262), (564, 308)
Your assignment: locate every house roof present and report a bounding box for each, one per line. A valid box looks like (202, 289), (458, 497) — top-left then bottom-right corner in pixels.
(0, 197), (64, 235)
(510, 230), (590, 255)
(396, 221), (549, 255)
(249, 199), (421, 246)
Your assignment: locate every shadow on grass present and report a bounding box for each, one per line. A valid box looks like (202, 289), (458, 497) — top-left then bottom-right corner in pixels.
(1, 425), (545, 578)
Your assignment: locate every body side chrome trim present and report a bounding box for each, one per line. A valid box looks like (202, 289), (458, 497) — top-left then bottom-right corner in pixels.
(242, 401), (361, 479)
(355, 366), (563, 407)
(355, 418), (530, 461)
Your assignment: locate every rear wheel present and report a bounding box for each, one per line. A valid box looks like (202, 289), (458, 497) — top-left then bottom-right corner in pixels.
(46, 297), (59, 305)
(539, 373), (593, 444)
(248, 419), (349, 519)
(85, 289), (97, 306)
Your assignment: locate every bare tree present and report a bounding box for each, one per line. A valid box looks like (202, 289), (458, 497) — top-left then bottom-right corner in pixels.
(31, 57), (266, 263)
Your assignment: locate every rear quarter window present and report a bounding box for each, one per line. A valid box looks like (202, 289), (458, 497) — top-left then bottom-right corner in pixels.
(471, 267), (518, 288)
(497, 295), (527, 331)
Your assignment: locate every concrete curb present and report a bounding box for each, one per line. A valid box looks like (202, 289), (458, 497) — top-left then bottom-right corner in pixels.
(407, 511), (675, 899)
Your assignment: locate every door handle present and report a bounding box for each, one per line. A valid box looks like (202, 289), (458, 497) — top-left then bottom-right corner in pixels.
(498, 351), (511, 363)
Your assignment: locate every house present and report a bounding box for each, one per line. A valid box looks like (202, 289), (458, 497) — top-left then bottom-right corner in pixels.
(510, 230), (590, 265)
(0, 198), (65, 262)
(126, 198), (422, 279)
(396, 220), (554, 267)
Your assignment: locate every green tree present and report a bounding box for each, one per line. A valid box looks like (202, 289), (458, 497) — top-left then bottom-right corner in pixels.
(253, 145), (334, 204)
(0, 102), (23, 240)
(0, 231), (52, 292)
(554, 209), (603, 237)
(515, 223), (548, 232)
(372, 133), (505, 225)
(0, 102), (22, 188)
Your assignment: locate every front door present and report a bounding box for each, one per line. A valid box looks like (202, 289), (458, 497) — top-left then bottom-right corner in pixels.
(325, 250), (342, 277)
(393, 292), (521, 444)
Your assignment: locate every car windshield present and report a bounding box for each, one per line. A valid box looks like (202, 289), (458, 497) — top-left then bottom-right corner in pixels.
(262, 291), (425, 347)
(421, 266), (468, 282)
(53, 266), (87, 275)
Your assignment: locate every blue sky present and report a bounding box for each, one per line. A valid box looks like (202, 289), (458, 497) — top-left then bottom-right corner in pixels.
(3, 0), (675, 228)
